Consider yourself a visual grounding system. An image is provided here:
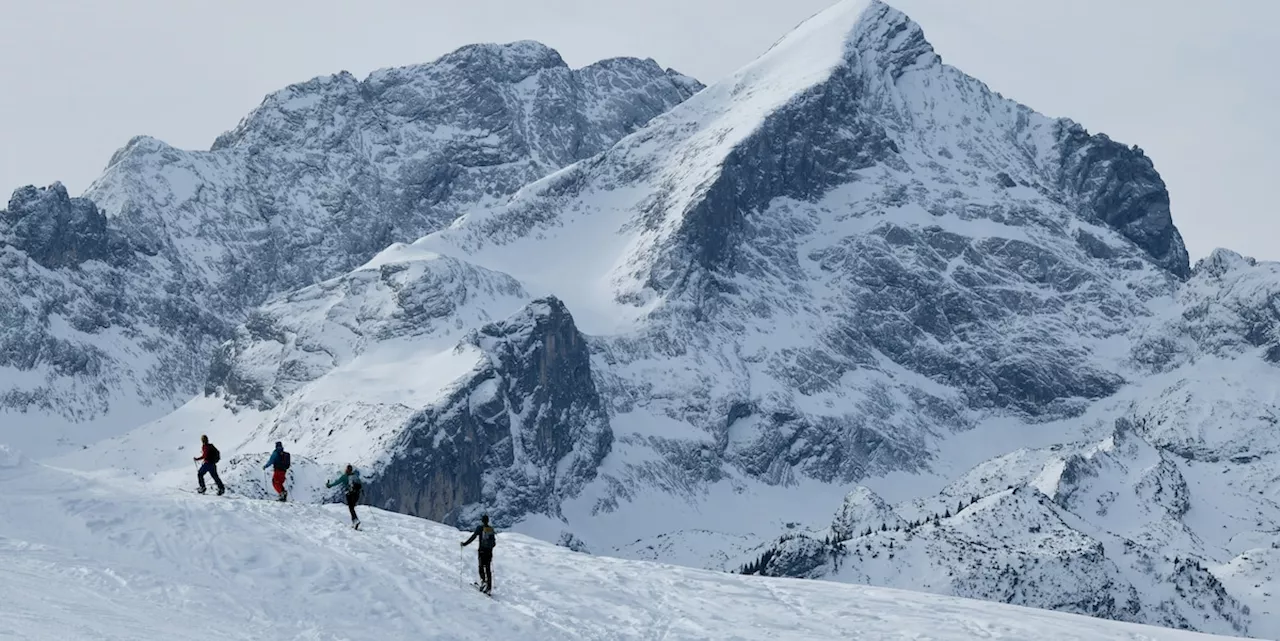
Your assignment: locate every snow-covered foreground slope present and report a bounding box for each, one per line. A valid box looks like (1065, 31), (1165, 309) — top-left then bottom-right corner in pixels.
(0, 447), (1243, 641)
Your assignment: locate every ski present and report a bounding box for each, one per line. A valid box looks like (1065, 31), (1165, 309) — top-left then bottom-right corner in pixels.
(471, 582), (493, 597)
(180, 488), (229, 497)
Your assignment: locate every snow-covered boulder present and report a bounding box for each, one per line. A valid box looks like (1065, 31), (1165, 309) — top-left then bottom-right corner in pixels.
(0, 444), (28, 469)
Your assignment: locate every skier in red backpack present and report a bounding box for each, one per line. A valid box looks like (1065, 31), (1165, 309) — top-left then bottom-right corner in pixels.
(261, 441), (291, 502)
(193, 434), (225, 495)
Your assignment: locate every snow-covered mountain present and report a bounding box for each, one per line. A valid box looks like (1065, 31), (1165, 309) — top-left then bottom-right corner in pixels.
(41, 0), (1280, 636)
(1, 446), (1242, 641)
(740, 419), (1256, 636)
(0, 43), (701, 455)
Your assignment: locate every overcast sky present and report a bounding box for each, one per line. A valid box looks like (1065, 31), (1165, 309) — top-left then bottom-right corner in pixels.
(1, 0), (1275, 261)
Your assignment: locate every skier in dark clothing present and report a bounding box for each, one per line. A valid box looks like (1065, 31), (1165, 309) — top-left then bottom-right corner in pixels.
(193, 434), (225, 495)
(261, 441), (291, 502)
(461, 514), (497, 593)
(325, 464), (363, 529)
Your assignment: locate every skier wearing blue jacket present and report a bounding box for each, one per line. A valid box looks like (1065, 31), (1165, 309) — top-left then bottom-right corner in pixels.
(261, 442), (291, 502)
(325, 464), (363, 529)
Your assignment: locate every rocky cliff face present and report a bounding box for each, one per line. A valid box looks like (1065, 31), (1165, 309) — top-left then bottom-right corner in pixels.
(3, 184), (130, 269)
(362, 297), (612, 527)
(1055, 123), (1190, 279)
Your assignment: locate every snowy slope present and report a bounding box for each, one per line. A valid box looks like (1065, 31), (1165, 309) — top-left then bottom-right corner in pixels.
(0, 43), (700, 456)
(0, 446), (1246, 641)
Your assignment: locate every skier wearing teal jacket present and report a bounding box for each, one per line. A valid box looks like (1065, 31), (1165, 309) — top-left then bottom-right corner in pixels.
(325, 465), (363, 529)
(261, 442), (290, 502)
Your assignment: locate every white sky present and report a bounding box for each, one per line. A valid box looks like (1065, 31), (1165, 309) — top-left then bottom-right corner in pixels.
(1, 0), (1275, 262)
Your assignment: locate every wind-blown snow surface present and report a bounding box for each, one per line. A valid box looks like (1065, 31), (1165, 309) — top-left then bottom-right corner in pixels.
(0, 42), (701, 456)
(57, 0), (1280, 636)
(0, 449), (1244, 641)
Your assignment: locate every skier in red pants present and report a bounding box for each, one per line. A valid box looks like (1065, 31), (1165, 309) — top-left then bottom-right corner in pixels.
(261, 441), (291, 502)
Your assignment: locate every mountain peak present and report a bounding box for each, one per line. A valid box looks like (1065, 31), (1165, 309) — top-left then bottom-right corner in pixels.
(751, 0), (935, 87)
(1192, 247), (1257, 279)
(847, 1), (938, 76)
(435, 40), (567, 77)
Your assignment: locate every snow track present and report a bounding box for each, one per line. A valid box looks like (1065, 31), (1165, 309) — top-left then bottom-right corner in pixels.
(0, 453), (1240, 640)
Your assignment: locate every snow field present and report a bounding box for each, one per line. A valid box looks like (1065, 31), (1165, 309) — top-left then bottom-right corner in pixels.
(0, 451), (1245, 640)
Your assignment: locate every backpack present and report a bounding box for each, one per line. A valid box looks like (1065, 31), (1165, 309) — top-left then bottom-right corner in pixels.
(479, 525), (496, 550)
(278, 451), (291, 470)
(206, 444), (220, 464)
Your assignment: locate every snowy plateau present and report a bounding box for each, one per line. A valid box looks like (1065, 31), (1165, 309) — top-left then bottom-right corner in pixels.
(4, 0), (1280, 638)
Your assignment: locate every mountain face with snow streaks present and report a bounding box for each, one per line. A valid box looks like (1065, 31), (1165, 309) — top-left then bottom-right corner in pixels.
(92, 42), (702, 315)
(0, 184), (225, 448)
(0, 45), (701, 454)
(337, 0), (1193, 509)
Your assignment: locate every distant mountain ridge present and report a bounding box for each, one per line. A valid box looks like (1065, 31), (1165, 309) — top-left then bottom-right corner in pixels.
(0, 42), (702, 455)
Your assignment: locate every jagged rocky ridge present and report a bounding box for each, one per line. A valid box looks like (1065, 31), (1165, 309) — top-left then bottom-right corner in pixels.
(738, 419), (1257, 636)
(0, 43), (702, 453)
